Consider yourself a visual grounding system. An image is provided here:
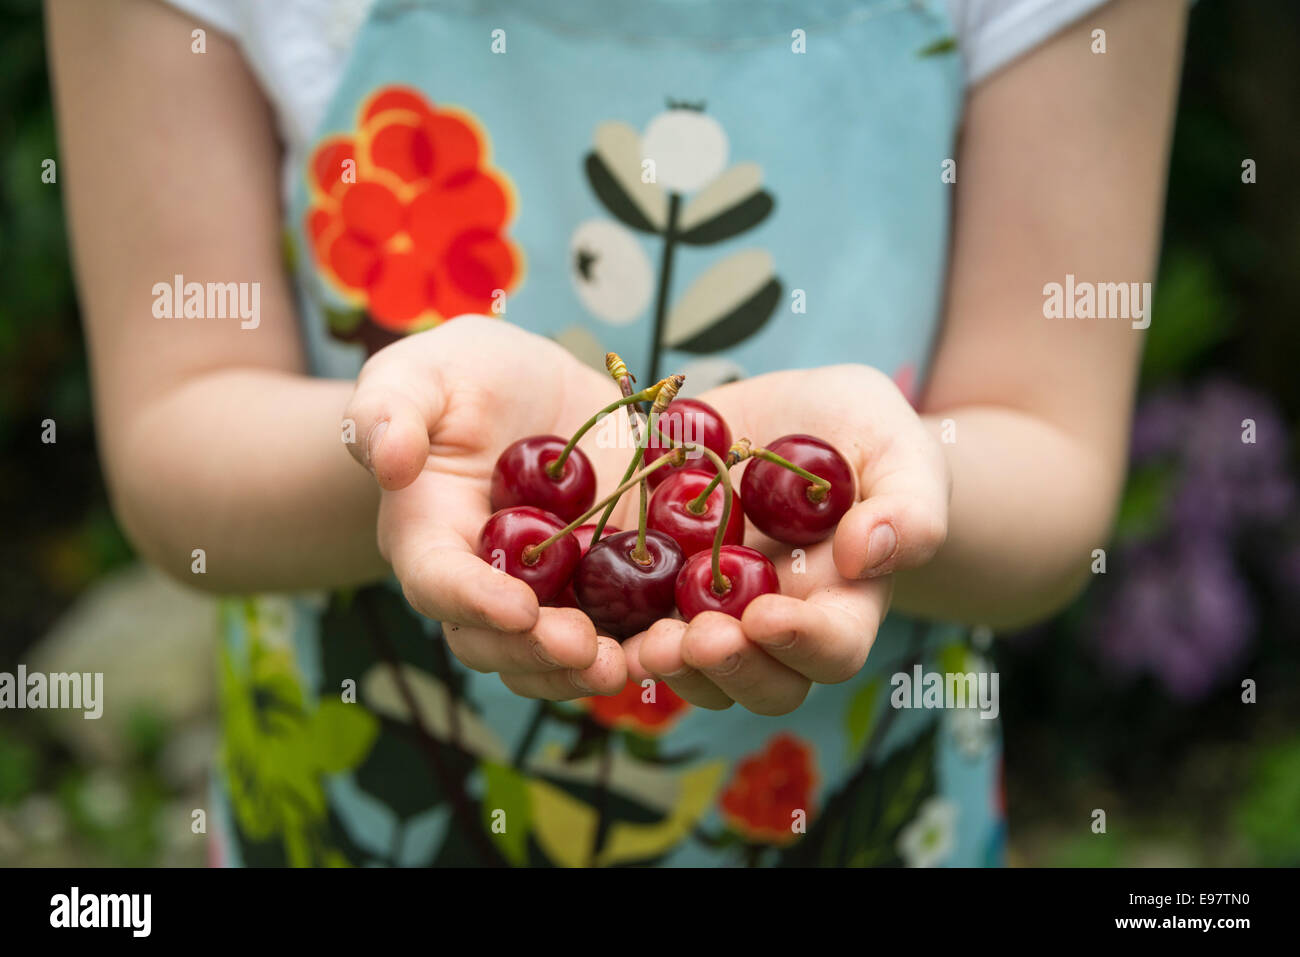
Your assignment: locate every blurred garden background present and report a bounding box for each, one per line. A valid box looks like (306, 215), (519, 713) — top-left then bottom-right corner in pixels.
(1, 0), (1297, 866)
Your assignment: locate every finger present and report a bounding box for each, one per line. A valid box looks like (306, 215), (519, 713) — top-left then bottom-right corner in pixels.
(621, 627), (674, 686)
(574, 635), (628, 695)
(395, 535), (538, 633)
(343, 373), (445, 491)
(444, 607), (600, 675)
(680, 612), (811, 716)
(499, 635), (626, 699)
(636, 617), (734, 710)
(741, 580), (890, 684)
(621, 631), (654, 685)
(833, 429), (949, 579)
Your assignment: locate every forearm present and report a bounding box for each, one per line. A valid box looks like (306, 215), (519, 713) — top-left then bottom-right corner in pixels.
(109, 368), (386, 593)
(890, 406), (1125, 628)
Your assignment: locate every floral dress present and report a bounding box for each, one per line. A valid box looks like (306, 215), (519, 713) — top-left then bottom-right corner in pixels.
(213, 0), (1005, 867)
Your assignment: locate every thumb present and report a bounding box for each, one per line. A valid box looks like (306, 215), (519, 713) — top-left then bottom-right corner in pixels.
(831, 435), (949, 579)
(832, 493), (947, 580)
(343, 383), (440, 491)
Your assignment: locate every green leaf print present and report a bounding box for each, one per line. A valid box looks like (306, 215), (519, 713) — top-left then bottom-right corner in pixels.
(844, 677), (883, 760)
(352, 720), (459, 821)
(320, 586), (472, 708)
(776, 725), (938, 868)
(324, 305), (366, 336)
(585, 151), (660, 234)
(482, 761), (532, 866)
(665, 266), (781, 354)
(916, 36), (957, 57)
(676, 191), (774, 245)
(281, 225), (298, 274)
(621, 730), (700, 767)
(430, 810), (509, 867)
(536, 774), (669, 827)
(938, 641), (969, 678)
(312, 700), (378, 773)
(525, 760), (726, 867)
(218, 615), (379, 867)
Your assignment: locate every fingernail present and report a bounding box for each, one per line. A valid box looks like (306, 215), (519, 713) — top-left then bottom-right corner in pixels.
(569, 671), (594, 694)
(706, 653), (741, 677)
(532, 641), (560, 667)
(495, 593), (538, 633)
(766, 632), (798, 651)
(864, 523), (898, 573)
(366, 420), (389, 469)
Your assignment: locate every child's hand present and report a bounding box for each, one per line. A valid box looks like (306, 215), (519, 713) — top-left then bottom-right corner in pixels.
(343, 316), (632, 699)
(627, 365), (950, 715)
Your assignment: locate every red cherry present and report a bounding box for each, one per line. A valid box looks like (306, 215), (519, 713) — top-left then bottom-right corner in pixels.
(740, 434), (855, 545)
(642, 398), (732, 489)
(490, 435), (596, 523)
(647, 470), (744, 558)
(674, 545), (780, 621)
(573, 530), (684, 640)
(551, 524), (620, 609)
(476, 506), (580, 604)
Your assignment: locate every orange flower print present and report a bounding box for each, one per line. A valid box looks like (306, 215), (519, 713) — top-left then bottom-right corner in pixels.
(305, 86), (521, 348)
(719, 733), (817, 846)
(584, 679), (689, 736)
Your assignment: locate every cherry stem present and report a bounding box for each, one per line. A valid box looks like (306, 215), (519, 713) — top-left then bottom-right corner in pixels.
(588, 373), (684, 545)
(545, 385), (662, 480)
(752, 447), (832, 503)
(524, 451), (679, 562)
(591, 443), (642, 545)
(590, 406), (663, 544)
(685, 438), (754, 513)
(607, 352), (645, 447)
(631, 432), (731, 592)
(615, 361), (654, 562)
(686, 445), (734, 595)
(633, 471), (651, 564)
(687, 469), (726, 514)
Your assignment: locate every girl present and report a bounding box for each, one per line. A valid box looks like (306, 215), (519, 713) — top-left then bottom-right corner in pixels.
(46, 0), (1186, 866)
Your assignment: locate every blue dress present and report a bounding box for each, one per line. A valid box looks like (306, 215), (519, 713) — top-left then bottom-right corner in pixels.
(213, 0), (1004, 867)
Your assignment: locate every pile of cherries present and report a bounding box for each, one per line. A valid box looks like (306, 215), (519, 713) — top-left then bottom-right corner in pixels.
(476, 357), (855, 640)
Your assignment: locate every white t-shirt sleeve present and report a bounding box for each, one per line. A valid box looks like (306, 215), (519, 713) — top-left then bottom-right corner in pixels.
(945, 0), (1115, 86)
(156, 0), (242, 38)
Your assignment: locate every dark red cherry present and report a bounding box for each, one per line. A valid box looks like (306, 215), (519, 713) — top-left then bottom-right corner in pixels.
(476, 506), (581, 604)
(551, 523), (620, 609)
(674, 545), (780, 621)
(740, 434), (855, 545)
(642, 398), (732, 489)
(490, 435), (596, 523)
(573, 530), (684, 640)
(647, 469), (744, 558)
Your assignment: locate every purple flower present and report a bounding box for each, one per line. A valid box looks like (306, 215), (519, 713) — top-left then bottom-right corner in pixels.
(1130, 388), (1189, 464)
(1094, 537), (1254, 700)
(1091, 377), (1297, 700)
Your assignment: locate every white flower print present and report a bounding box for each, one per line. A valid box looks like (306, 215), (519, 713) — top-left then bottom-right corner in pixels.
(642, 108), (729, 193)
(897, 797), (958, 868)
(569, 219), (654, 324)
